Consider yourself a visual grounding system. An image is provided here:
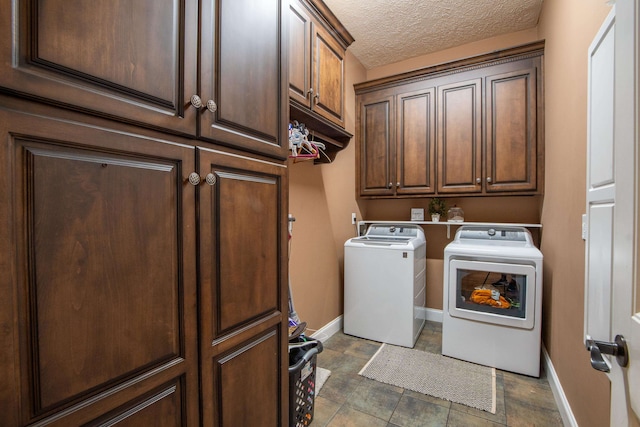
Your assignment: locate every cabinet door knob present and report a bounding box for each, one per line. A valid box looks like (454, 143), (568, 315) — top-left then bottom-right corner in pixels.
(190, 95), (203, 109)
(204, 173), (217, 186)
(189, 172), (218, 186)
(307, 88), (314, 98)
(188, 172), (201, 186)
(187, 172), (217, 186)
(313, 93), (320, 104)
(396, 182), (400, 187)
(206, 100), (217, 113)
(486, 177), (492, 183)
(476, 178), (481, 184)
(388, 182), (392, 189)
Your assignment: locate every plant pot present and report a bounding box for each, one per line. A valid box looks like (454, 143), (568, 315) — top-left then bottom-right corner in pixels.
(431, 214), (440, 222)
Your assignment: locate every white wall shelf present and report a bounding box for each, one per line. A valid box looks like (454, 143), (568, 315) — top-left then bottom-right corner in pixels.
(357, 220), (542, 239)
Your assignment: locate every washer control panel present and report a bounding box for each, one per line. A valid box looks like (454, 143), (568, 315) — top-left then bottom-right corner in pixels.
(366, 224), (422, 239)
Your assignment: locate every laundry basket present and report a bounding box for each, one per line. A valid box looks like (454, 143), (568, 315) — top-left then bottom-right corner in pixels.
(288, 338), (323, 427)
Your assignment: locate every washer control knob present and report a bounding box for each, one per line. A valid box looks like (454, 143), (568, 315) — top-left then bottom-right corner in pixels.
(488, 228), (496, 236)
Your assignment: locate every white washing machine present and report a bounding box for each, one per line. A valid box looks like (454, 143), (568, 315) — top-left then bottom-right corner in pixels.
(443, 226), (543, 377)
(344, 224), (426, 348)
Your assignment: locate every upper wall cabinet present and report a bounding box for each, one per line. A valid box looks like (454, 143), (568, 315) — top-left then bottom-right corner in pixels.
(355, 41), (544, 198)
(288, 0), (354, 162)
(0, 0), (288, 159)
(358, 88), (437, 197)
(437, 79), (483, 194)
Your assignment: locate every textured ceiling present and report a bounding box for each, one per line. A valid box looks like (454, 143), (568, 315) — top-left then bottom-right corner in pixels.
(322, 0), (544, 69)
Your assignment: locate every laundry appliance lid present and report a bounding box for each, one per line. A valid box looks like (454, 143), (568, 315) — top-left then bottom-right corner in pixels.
(445, 226), (542, 260)
(346, 223), (426, 247)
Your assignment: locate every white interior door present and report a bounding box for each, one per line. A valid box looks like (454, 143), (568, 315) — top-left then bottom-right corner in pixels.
(586, 1), (640, 425)
(613, 0), (640, 423)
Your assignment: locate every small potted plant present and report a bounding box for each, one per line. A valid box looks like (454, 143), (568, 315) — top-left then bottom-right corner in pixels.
(428, 197), (447, 222)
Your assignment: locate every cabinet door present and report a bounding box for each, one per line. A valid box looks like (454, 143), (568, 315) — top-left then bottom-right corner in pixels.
(0, 0), (198, 136)
(396, 88), (436, 195)
(312, 21), (346, 127)
(0, 109), (200, 426)
(485, 68), (538, 192)
(437, 79), (482, 194)
(200, 0), (288, 159)
(198, 148), (288, 426)
(358, 95), (395, 196)
(289, 0), (312, 107)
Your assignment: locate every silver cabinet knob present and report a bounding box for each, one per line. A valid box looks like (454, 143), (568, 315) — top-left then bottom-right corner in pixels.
(396, 182), (400, 187)
(307, 88), (314, 98)
(188, 172), (201, 186)
(188, 172), (217, 186)
(486, 177), (492, 183)
(206, 100), (217, 113)
(204, 173), (216, 186)
(388, 182), (392, 189)
(190, 95), (203, 109)
(476, 177), (481, 184)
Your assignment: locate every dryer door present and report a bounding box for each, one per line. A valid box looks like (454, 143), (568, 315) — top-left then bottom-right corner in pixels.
(448, 259), (537, 329)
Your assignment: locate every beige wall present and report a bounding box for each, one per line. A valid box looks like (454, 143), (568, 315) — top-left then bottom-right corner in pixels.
(366, 27), (540, 81)
(290, 1), (612, 424)
(537, 1), (612, 426)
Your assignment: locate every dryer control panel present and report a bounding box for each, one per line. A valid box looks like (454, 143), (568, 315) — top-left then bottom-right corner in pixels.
(455, 226), (531, 243)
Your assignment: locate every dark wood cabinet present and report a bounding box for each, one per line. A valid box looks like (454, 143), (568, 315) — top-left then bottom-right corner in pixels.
(437, 79), (483, 194)
(0, 108), (200, 426)
(358, 93), (395, 196)
(438, 67), (539, 194)
(358, 88), (436, 197)
(0, 0), (288, 159)
(287, 0), (354, 163)
(288, 0), (352, 128)
(355, 41), (544, 198)
(485, 67), (539, 193)
(0, 102), (289, 427)
(198, 148), (288, 426)
(0, 1), (289, 426)
(199, 0), (288, 158)
(397, 88), (437, 195)
(289, 1), (313, 109)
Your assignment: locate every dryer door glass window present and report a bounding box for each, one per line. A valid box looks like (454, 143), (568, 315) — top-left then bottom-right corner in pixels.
(448, 260), (536, 329)
(456, 270), (526, 318)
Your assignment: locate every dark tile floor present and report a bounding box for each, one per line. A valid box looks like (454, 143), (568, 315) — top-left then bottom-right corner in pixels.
(312, 321), (563, 427)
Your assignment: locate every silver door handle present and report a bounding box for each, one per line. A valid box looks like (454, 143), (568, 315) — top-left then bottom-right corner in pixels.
(585, 335), (628, 372)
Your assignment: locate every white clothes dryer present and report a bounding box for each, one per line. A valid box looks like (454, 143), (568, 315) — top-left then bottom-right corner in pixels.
(344, 224), (426, 348)
(443, 226), (543, 377)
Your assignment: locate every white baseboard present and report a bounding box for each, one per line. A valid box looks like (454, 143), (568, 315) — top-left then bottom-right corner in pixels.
(310, 315), (342, 342)
(310, 308), (442, 343)
(542, 345), (577, 427)
(418, 307), (443, 323)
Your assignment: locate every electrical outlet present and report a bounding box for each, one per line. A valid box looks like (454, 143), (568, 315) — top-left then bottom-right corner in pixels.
(351, 213), (357, 224)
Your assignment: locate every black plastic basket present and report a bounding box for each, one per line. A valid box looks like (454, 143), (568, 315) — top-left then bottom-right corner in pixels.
(288, 338), (323, 427)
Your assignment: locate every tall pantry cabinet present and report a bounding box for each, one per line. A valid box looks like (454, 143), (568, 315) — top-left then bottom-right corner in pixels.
(0, 1), (289, 426)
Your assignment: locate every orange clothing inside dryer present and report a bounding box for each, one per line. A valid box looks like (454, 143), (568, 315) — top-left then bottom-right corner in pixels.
(470, 289), (511, 308)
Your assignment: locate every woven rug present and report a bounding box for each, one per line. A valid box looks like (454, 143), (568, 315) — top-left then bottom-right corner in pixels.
(359, 344), (496, 413)
(316, 367), (331, 394)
